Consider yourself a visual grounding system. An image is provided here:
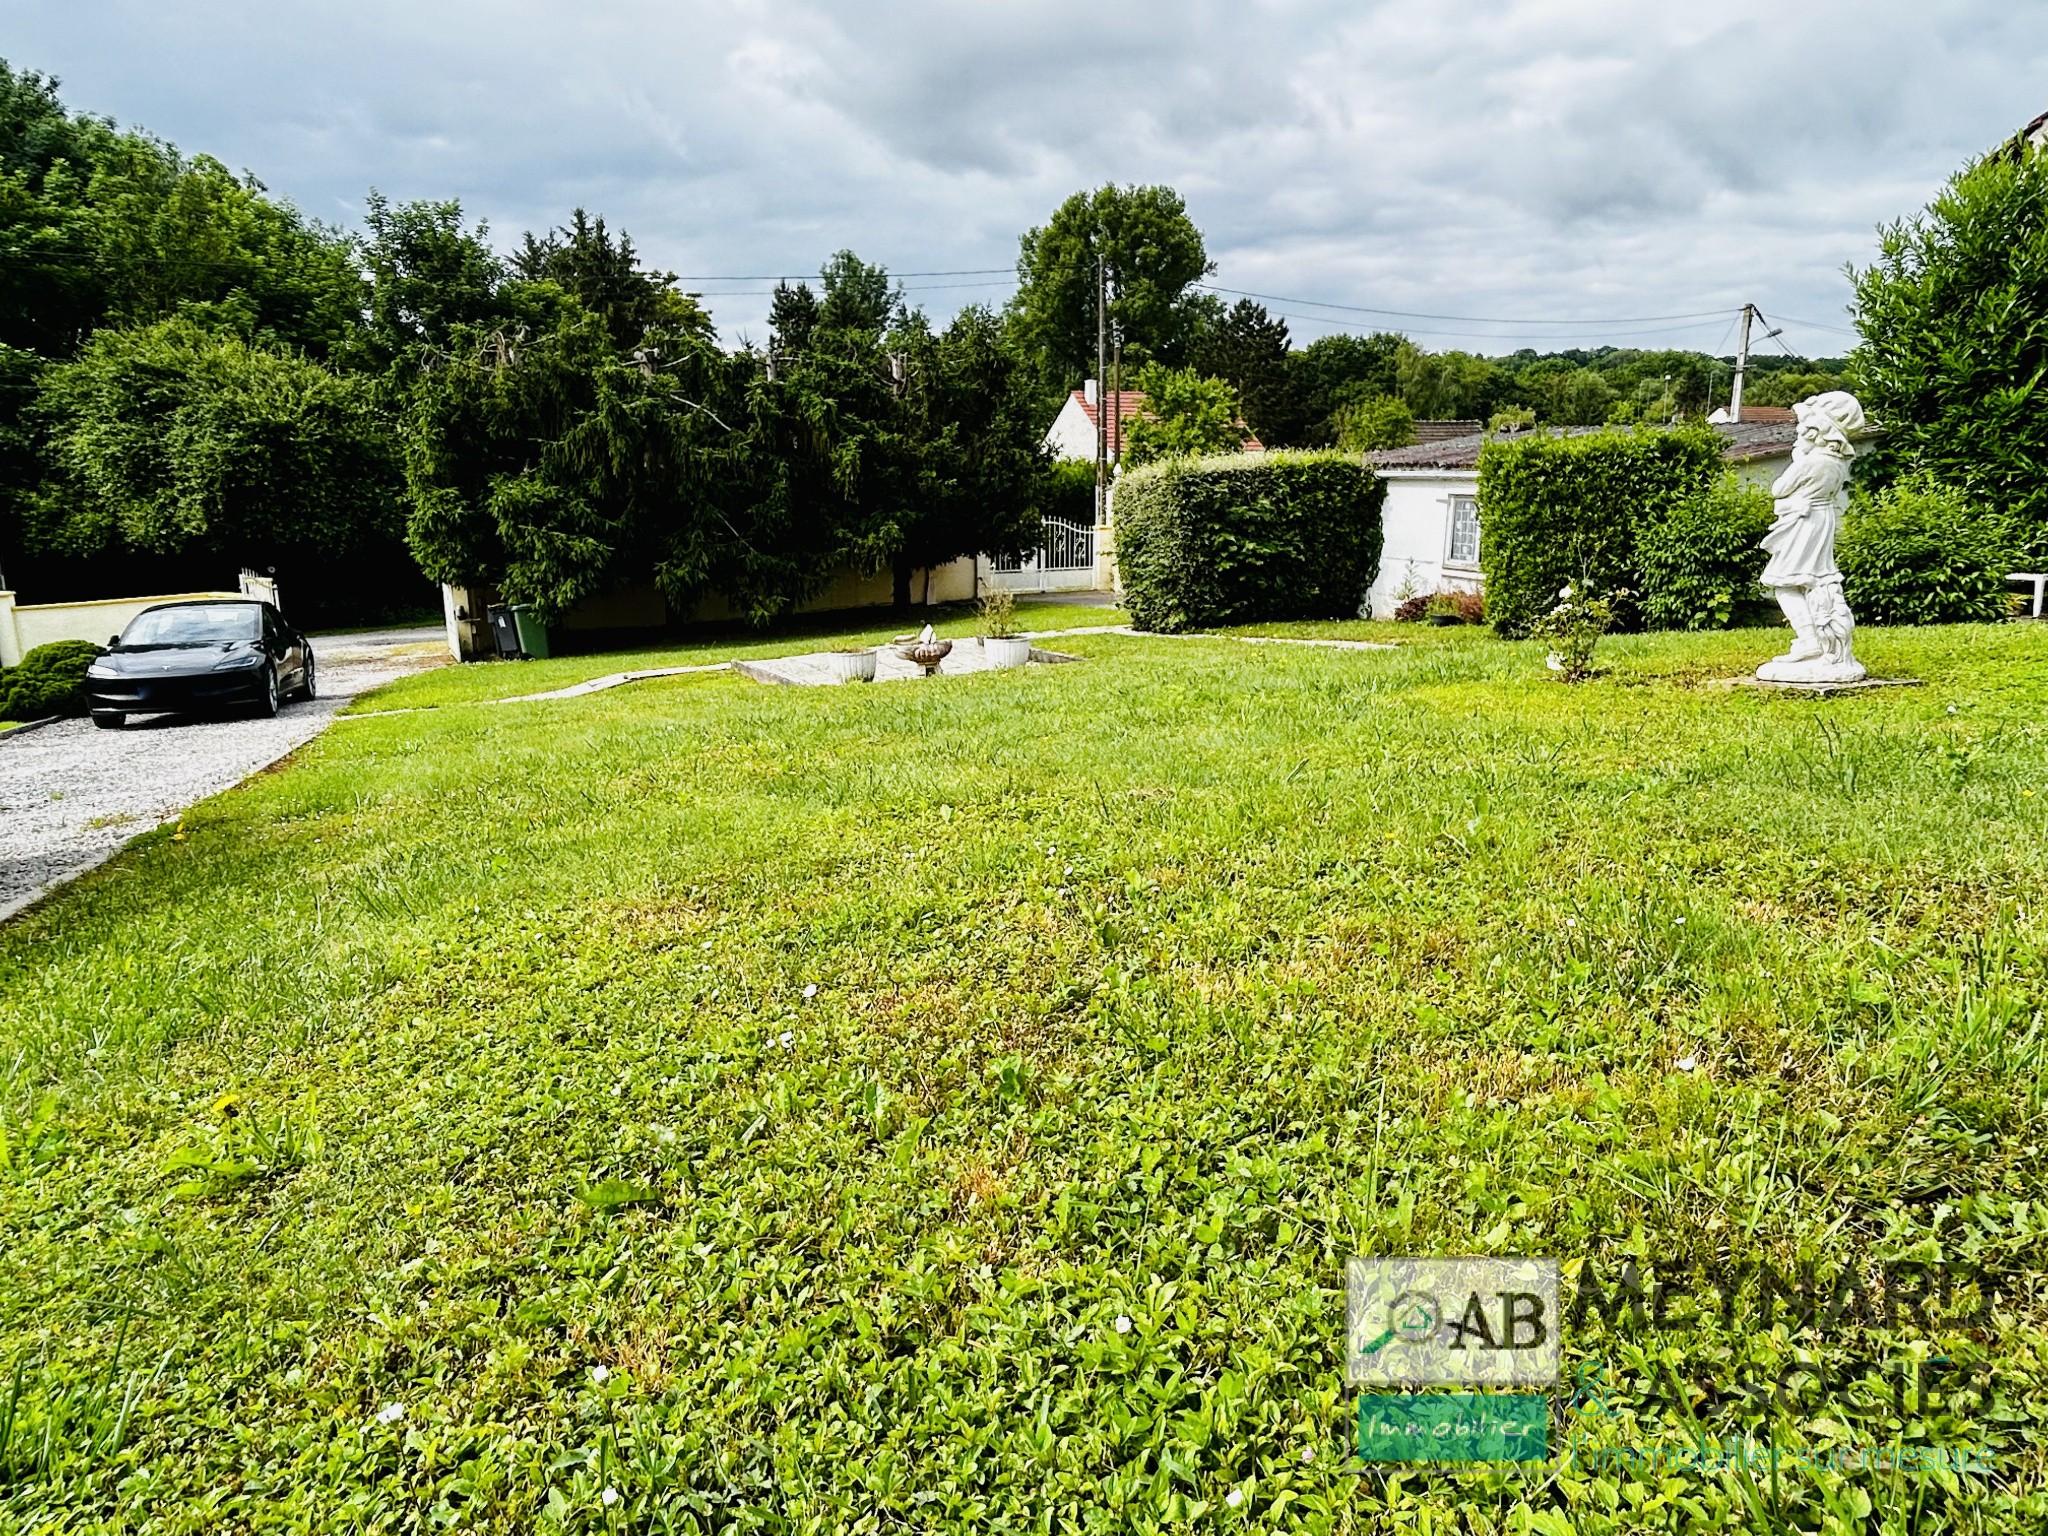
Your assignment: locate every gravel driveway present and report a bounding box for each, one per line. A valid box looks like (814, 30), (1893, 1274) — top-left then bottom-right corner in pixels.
(0, 628), (446, 923)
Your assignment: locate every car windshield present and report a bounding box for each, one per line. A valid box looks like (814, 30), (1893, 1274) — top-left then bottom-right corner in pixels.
(121, 605), (262, 646)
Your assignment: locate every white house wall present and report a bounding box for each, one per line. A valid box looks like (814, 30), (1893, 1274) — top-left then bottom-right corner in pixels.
(1044, 397), (1098, 462)
(1363, 472), (1482, 618)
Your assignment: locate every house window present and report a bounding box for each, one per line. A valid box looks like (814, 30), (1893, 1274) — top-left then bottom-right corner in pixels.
(1446, 495), (1480, 565)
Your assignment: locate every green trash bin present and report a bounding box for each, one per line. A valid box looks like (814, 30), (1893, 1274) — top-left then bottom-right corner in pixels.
(509, 604), (552, 660)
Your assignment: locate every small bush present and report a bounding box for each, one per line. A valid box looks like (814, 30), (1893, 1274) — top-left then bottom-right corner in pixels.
(1637, 473), (1775, 630)
(1838, 477), (2014, 625)
(1114, 452), (1386, 632)
(1477, 424), (1724, 636)
(0, 640), (103, 721)
(1529, 584), (1621, 682)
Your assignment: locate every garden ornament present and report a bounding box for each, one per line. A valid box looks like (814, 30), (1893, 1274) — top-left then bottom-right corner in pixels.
(1756, 390), (1869, 684)
(895, 623), (953, 677)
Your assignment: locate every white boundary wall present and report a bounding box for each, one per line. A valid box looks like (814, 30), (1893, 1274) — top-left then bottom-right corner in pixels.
(0, 590), (243, 668)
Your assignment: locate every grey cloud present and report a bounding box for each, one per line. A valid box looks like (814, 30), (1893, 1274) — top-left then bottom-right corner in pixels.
(6, 0), (2044, 353)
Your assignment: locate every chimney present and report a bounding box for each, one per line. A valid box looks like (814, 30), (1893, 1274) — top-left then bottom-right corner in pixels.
(1083, 378), (1098, 406)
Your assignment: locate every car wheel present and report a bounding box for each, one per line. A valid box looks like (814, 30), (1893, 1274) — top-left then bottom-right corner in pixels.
(254, 664), (280, 719)
(296, 650), (317, 701)
(92, 711), (125, 730)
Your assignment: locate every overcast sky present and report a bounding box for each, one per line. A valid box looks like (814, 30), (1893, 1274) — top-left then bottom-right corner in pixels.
(9, 1), (2042, 360)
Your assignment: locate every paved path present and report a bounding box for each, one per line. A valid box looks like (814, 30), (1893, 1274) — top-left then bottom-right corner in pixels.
(735, 643), (1080, 687)
(0, 631), (445, 923)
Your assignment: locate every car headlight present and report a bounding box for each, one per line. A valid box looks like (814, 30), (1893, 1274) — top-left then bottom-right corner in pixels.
(87, 662), (116, 679)
(212, 652), (266, 671)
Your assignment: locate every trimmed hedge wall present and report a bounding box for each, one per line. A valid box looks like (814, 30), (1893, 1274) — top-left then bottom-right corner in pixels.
(1476, 425), (1724, 636)
(1113, 452), (1386, 632)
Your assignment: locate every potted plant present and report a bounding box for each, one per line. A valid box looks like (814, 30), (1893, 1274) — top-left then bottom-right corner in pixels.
(1424, 593), (1464, 626)
(977, 588), (1031, 669)
(828, 647), (878, 682)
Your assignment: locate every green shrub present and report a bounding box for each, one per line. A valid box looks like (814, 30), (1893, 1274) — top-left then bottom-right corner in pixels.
(1114, 451), (1385, 632)
(1476, 424), (1724, 636)
(1853, 147), (2048, 564)
(1529, 583), (1619, 682)
(1330, 394), (1415, 452)
(1838, 476), (2015, 625)
(1637, 473), (1775, 630)
(0, 640), (103, 721)
(1041, 457), (1100, 524)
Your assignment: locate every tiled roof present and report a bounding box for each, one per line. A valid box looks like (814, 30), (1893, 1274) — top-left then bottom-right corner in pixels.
(1070, 389), (1266, 455)
(1365, 419), (1798, 472)
(1413, 419), (1483, 443)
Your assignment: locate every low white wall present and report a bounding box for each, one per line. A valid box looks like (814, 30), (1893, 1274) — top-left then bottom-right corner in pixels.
(1363, 472), (1482, 618)
(0, 590), (243, 668)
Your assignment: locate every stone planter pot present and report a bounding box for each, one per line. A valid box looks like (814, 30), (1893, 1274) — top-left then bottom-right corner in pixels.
(984, 635), (1032, 670)
(829, 648), (878, 683)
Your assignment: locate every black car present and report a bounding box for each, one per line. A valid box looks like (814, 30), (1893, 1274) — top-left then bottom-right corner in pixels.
(85, 600), (315, 729)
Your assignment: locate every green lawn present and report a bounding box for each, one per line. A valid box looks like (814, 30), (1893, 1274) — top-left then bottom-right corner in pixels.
(3, 621), (2046, 1532)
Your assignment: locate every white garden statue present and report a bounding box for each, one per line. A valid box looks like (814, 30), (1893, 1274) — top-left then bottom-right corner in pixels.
(1756, 390), (1869, 684)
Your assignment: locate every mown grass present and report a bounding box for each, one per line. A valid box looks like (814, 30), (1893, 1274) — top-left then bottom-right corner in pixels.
(2, 621), (2046, 1533)
(357, 598), (1124, 713)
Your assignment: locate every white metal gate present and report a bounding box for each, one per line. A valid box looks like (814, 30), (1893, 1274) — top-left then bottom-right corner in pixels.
(990, 516), (1099, 593)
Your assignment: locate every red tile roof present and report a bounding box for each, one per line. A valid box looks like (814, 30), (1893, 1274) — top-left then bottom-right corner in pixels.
(1071, 389), (1265, 455)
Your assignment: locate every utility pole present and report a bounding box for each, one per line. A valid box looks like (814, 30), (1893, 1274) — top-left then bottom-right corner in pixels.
(1730, 303), (1754, 423)
(1095, 255), (1107, 527)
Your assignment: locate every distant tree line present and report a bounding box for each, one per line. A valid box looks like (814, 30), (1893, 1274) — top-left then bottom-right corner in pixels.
(0, 59), (1904, 629)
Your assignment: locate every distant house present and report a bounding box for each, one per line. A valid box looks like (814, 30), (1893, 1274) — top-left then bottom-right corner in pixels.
(1042, 380), (1265, 463)
(1359, 419), (1798, 619)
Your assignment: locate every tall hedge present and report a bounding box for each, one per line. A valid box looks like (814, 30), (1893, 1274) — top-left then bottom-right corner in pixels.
(1476, 425), (1724, 636)
(1852, 146), (2048, 565)
(1113, 451), (1385, 632)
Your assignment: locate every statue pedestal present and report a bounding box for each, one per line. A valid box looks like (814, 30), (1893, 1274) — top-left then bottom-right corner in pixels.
(1755, 654), (1866, 685)
(1735, 676), (1921, 698)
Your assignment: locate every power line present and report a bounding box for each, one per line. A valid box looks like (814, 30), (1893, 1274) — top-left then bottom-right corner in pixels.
(1197, 283), (1730, 327)
(1763, 311), (1859, 337)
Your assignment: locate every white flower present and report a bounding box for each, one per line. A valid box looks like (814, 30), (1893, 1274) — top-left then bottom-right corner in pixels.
(1564, 917), (1578, 928)
(601, 1487), (620, 1507)
(376, 1403), (404, 1424)
(1673, 916), (1686, 925)
(802, 983), (818, 999)
(1113, 1314), (1132, 1335)
(1225, 1488), (1245, 1509)
(779, 1030), (794, 1049)
(592, 1365), (610, 1384)
(1301, 1446), (1315, 1463)
(1675, 1054), (1698, 1072)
